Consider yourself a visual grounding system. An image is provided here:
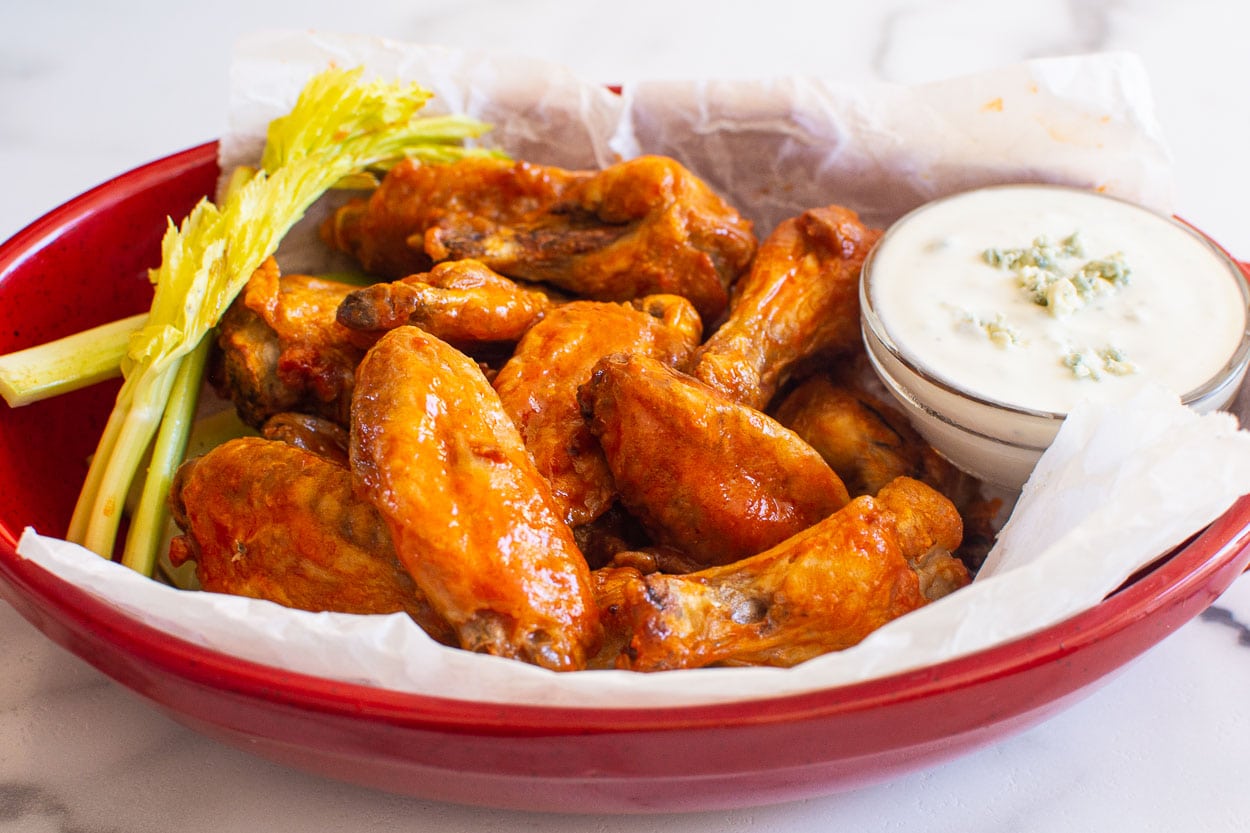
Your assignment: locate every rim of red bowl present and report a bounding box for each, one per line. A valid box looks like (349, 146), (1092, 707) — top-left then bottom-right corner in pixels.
(2, 141), (1250, 737)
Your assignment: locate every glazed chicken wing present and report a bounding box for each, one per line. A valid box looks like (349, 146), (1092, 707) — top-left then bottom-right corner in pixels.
(335, 258), (559, 345)
(578, 352), (850, 567)
(167, 436), (455, 644)
(211, 258), (364, 428)
(351, 325), (602, 671)
(322, 155), (587, 279)
(321, 155), (757, 321)
(690, 205), (882, 410)
(600, 477), (968, 671)
(775, 373), (999, 572)
(492, 294), (702, 528)
(773, 374), (970, 499)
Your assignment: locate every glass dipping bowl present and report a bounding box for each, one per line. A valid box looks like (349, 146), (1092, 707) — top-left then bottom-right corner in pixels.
(860, 184), (1250, 491)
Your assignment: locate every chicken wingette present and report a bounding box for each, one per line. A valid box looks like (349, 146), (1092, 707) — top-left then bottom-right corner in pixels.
(597, 477), (969, 671)
(167, 436), (455, 645)
(321, 155), (757, 321)
(350, 325), (602, 671)
(335, 258), (559, 345)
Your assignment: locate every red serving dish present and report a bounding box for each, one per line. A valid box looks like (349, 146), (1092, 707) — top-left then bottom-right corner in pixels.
(2, 142), (1249, 814)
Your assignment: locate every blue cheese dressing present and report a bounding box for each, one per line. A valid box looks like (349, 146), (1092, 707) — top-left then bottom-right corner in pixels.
(866, 185), (1248, 415)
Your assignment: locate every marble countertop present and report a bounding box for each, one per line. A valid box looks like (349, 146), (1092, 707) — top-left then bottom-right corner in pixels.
(2, 1), (1249, 830)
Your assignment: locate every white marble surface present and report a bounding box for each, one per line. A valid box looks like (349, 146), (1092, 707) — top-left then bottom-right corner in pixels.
(2, 1), (1249, 830)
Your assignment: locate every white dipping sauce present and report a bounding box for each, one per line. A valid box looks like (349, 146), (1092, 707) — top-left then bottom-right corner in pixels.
(866, 186), (1248, 415)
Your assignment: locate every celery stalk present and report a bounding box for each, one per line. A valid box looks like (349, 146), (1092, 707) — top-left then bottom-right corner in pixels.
(70, 352), (182, 553)
(121, 335), (208, 575)
(64, 65), (500, 568)
(0, 313), (145, 407)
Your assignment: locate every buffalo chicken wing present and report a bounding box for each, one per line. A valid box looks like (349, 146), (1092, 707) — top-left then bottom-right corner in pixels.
(773, 373), (968, 499)
(578, 352), (850, 567)
(173, 153), (992, 674)
(322, 155), (757, 321)
(168, 436), (455, 645)
(493, 295), (702, 528)
(690, 205), (881, 410)
(774, 373), (1000, 571)
(350, 325), (602, 671)
(211, 258), (364, 428)
(597, 477), (968, 671)
(335, 258), (559, 345)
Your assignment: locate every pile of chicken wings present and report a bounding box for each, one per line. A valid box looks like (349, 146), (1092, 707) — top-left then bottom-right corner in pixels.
(168, 154), (994, 673)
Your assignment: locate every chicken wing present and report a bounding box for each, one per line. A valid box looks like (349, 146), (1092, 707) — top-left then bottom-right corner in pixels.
(493, 294), (702, 528)
(578, 352), (850, 567)
(351, 325), (602, 671)
(603, 476), (967, 671)
(321, 155), (757, 321)
(211, 258), (364, 428)
(774, 373), (999, 573)
(335, 259), (559, 345)
(321, 155), (587, 280)
(167, 436), (455, 644)
(690, 205), (881, 410)
(773, 373), (968, 499)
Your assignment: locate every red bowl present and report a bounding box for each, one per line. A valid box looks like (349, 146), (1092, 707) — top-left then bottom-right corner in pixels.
(2, 142), (1250, 814)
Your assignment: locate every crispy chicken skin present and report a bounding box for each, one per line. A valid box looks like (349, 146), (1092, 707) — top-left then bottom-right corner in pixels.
(167, 437), (455, 644)
(599, 477), (967, 671)
(351, 325), (602, 671)
(211, 258), (364, 428)
(321, 155), (757, 321)
(578, 352), (850, 567)
(335, 259), (559, 344)
(493, 295), (703, 528)
(690, 205), (882, 410)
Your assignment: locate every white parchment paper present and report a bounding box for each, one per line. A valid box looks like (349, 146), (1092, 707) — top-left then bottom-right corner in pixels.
(14, 31), (1250, 707)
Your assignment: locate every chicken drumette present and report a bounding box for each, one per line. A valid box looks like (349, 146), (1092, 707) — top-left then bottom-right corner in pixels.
(774, 372), (1000, 572)
(690, 205), (882, 411)
(578, 352), (850, 567)
(773, 373), (970, 499)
